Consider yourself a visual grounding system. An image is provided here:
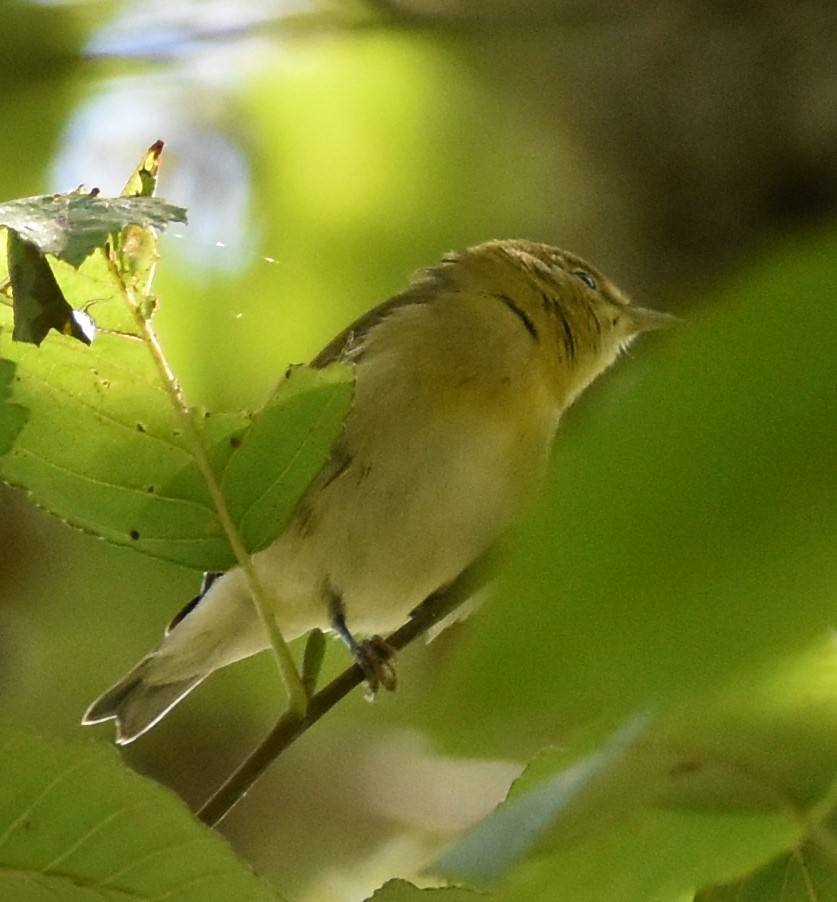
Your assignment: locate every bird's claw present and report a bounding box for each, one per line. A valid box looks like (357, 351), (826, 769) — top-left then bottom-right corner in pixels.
(353, 635), (398, 697)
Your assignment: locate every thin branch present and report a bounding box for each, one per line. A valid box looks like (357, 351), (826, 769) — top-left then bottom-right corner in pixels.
(105, 253), (309, 718)
(197, 551), (497, 827)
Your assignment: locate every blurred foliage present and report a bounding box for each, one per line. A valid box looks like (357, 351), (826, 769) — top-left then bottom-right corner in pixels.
(422, 224), (837, 751)
(0, 3), (86, 196)
(0, 1), (835, 900)
(368, 880), (480, 901)
(435, 641), (837, 899)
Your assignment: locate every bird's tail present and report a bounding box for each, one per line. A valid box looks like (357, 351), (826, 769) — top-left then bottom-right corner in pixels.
(82, 657), (206, 745)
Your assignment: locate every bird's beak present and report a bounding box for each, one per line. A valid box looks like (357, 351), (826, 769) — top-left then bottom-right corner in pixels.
(627, 305), (681, 333)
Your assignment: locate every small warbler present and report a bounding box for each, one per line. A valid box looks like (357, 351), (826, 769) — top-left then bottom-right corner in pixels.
(83, 239), (674, 743)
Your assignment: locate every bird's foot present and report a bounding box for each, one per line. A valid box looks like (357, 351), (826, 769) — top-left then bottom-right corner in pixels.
(353, 635), (398, 697)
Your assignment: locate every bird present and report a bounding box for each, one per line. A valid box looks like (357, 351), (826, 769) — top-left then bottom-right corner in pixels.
(83, 238), (674, 744)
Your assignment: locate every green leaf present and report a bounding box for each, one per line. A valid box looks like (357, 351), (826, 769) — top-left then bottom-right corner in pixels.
(0, 724), (284, 900)
(0, 358), (28, 458)
(0, 143), (177, 347)
(0, 191), (187, 268)
(434, 640), (837, 900)
(222, 364), (354, 554)
(0, 312), (227, 568)
(0, 259), (353, 573)
(0, 301), (353, 568)
(495, 808), (801, 902)
(697, 806), (837, 901)
(119, 139), (164, 199)
(111, 139), (167, 295)
(6, 229), (93, 346)
(367, 879), (484, 901)
(434, 717), (652, 883)
(0, 150), (354, 571)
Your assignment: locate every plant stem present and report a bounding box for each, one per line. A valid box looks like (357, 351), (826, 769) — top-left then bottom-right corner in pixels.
(108, 256), (309, 718)
(197, 552), (496, 827)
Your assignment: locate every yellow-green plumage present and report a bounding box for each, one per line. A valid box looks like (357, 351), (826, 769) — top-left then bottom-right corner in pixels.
(83, 239), (674, 743)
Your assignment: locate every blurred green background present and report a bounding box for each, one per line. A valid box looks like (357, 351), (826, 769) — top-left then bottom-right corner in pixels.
(1, 1), (835, 900)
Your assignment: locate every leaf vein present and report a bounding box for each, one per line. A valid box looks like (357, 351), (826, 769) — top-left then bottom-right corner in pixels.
(99, 837), (214, 888)
(0, 753), (96, 853)
(11, 446), (218, 517)
(41, 804), (131, 873)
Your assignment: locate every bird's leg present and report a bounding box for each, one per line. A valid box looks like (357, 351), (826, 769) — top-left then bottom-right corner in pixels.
(328, 589), (397, 696)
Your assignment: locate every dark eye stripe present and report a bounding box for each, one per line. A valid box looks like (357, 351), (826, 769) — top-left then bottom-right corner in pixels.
(553, 302), (576, 359)
(539, 291), (576, 359)
(495, 294), (539, 341)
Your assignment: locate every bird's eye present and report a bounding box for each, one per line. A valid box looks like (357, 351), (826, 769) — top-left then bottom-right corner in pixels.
(574, 270), (598, 291)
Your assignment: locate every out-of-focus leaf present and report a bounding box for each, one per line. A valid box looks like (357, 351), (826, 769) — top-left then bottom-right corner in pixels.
(6, 230), (94, 346)
(697, 804), (837, 901)
(369, 880), (484, 902)
(421, 227), (837, 754)
(367, 879), (483, 901)
(434, 640), (837, 900)
(0, 724), (284, 900)
(435, 717), (651, 883)
(492, 807), (800, 902)
(0, 191), (186, 268)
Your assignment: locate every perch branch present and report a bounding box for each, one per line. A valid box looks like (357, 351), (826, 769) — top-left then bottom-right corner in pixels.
(197, 552), (496, 827)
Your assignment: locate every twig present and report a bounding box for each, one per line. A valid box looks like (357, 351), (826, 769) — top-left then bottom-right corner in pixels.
(197, 552), (496, 827)
(104, 252), (309, 718)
